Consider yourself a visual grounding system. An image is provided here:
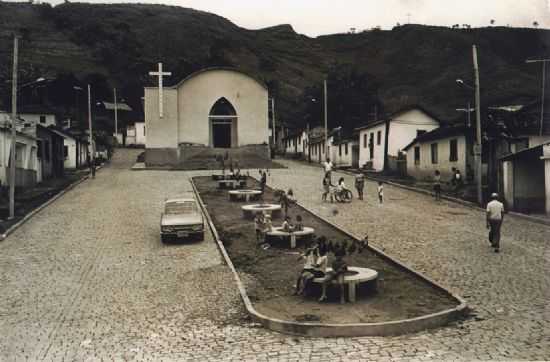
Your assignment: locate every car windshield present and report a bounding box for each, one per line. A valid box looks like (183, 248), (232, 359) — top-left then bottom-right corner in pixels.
(165, 201), (196, 214)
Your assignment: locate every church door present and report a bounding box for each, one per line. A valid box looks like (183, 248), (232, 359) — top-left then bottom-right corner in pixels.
(212, 120), (232, 148)
(209, 98), (237, 148)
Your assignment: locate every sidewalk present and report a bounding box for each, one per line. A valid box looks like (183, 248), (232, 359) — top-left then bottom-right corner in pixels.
(0, 169), (89, 234)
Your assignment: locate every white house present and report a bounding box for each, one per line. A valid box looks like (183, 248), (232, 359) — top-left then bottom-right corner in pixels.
(17, 105), (57, 127)
(356, 106), (440, 171)
(403, 125), (474, 181)
(126, 122), (146, 146)
(501, 142), (550, 215)
(307, 127), (337, 164)
(0, 124), (39, 188)
(333, 139), (359, 168)
(283, 130), (308, 158)
(50, 128), (86, 169)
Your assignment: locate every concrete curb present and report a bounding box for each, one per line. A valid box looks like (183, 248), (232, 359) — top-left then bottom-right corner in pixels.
(285, 158), (550, 227)
(191, 176), (467, 337)
(0, 174), (89, 241)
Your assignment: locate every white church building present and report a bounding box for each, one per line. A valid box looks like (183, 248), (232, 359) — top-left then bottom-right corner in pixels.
(144, 67), (270, 167)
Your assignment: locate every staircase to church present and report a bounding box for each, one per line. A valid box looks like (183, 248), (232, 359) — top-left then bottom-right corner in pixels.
(176, 145), (281, 170)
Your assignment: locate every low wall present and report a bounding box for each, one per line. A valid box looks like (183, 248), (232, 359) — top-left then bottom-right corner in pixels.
(146, 144), (270, 169)
(145, 148), (179, 167)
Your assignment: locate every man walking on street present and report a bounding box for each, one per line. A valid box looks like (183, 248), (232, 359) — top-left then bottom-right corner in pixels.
(486, 193), (504, 253)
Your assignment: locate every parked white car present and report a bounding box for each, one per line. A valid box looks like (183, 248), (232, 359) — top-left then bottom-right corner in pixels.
(160, 197), (204, 242)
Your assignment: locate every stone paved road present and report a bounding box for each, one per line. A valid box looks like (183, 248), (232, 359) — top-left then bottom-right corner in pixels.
(0, 150), (549, 361)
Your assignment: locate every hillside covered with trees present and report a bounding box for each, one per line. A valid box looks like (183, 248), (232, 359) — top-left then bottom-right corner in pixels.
(1, 1), (549, 132)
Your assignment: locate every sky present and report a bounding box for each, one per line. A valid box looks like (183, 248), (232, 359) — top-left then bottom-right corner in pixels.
(9, 0), (550, 36)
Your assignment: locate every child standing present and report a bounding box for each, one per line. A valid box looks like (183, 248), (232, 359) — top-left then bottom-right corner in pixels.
(377, 181), (384, 204)
(354, 173), (365, 200)
(322, 175), (330, 202)
(254, 213), (265, 244)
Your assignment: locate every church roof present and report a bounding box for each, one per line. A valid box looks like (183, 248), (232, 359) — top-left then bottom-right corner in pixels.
(172, 67), (268, 90)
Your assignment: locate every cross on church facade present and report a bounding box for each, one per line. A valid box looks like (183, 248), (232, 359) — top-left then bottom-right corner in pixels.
(149, 62), (172, 118)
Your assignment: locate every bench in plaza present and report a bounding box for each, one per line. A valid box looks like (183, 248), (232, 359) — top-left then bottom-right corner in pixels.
(228, 189), (262, 202)
(312, 267), (378, 303)
(241, 203), (281, 219)
(265, 226), (315, 249)
(217, 179), (247, 189)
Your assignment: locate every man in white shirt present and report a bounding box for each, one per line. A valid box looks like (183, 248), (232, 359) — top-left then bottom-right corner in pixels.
(486, 193), (505, 253)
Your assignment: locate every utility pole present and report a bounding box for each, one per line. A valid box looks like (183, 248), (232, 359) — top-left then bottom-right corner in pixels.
(9, 34), (19, 220)
(87, 84), (95, 178)
(113, 87), (118, 141)
(473, 45), (483, 206)
(306, 122), (311, 163)
(526, 58), (550, 136)
(271, 97), (276, 150)
(324, 79), (328, 157)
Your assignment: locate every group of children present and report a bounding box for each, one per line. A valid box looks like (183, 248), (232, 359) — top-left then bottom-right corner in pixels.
(293, 235), (369, 303)
(254, 212), (304, 247)
(322, 172), (384, 204)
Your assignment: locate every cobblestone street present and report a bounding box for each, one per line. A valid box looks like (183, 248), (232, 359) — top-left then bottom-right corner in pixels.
(0, 150), (549, 361)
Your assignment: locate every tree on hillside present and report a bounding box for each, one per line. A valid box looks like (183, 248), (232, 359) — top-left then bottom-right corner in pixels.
(533, 21), (539, 28)
(490, 19), (495, 26)
(299, 64), (381, 131)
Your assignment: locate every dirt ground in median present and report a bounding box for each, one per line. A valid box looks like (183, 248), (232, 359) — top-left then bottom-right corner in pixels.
(194, 176), (460, 325)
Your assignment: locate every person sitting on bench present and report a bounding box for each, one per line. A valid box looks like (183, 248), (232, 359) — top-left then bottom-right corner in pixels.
(318, 247), (348, 304)
(281, 216), (294, 232)
(293, 243), (319, 295)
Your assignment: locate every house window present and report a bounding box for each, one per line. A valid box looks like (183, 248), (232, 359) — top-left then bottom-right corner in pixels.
(377, 131), (381, 145)
(414, 146), (420, 165)
(345, 143), (348, 155)
(449, 139), (458, 162)
(363, 134), (367, 148)
(39, 115), (46, 124)
(417, 130), (426, 137)
(431, 143), (438, 164)
(339, 144), (342, 156)
(64, 146), (69, 159)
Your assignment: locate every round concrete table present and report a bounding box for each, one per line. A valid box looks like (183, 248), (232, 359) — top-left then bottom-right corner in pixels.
(242, 203), (281, 219)
(266, 226), (315, 248)
(228, 189), (262, 202)
(312, 267), (378, 303)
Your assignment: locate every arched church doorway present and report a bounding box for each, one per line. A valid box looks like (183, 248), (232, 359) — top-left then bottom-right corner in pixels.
(209, 97), (237, 148)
